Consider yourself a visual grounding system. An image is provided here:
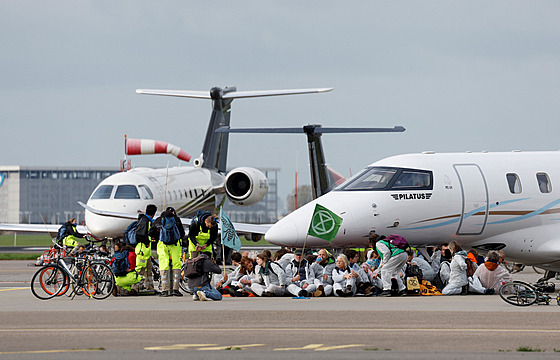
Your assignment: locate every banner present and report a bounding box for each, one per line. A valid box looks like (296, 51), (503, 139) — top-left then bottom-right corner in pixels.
(220, 208), (241, 252)
(307, 204), (343, 243)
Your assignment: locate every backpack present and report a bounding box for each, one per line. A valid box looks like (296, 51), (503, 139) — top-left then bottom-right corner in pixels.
(56, 224), (67, 244)
(405, 263), (423, 283)
(387, 234), (408, 250)
(111, 250), (130, 277)
(160, 215), (181, 245)
(124, 221), (138, 246)
(183, 255), (206, 279)
(405, 263), (423, 295)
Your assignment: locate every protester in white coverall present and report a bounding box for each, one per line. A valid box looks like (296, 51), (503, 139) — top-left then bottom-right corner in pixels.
(375, 236), (408, 297)
(442, 241), (469, 295)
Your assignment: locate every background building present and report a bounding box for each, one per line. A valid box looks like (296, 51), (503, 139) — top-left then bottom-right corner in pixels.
(0, 166), (119, 225)
(0, 166), (280, 226)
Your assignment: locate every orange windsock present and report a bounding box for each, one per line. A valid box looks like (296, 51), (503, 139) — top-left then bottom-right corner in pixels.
(125, 138), (191, 162)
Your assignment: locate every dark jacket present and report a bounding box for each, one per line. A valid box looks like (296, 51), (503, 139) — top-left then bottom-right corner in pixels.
(187, 253), (222, 288)
(136, 214), (153, 246)
(64, 221), (84, 238)
(188, 213), (218, 246)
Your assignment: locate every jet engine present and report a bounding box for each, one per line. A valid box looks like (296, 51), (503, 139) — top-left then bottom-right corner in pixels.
(225, 167), (268, 206)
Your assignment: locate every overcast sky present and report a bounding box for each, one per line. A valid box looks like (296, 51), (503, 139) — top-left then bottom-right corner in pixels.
(2, 1), (560, 207)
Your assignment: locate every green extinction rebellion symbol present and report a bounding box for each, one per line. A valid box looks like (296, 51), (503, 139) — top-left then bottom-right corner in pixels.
(307, 204), (343, 243)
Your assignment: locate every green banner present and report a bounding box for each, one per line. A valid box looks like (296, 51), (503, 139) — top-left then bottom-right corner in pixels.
(307, 204), (343, 243)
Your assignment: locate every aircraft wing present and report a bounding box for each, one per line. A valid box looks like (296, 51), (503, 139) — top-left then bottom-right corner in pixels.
(0, 223), (87, 235)
(227, 222), (272, 235)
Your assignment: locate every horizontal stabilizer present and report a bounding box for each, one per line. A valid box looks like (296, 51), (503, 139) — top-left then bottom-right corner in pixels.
(216, 125), (406, 134)
(136, 88), (334, 100)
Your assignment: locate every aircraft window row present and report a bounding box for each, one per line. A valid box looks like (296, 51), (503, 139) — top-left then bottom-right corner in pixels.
(336, 167), (433, 191)
(506, 172), (552, 194)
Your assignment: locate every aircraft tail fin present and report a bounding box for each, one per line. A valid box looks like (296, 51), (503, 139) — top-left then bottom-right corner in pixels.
(137, 87), (333, 173)
(217, 124), (405, 198)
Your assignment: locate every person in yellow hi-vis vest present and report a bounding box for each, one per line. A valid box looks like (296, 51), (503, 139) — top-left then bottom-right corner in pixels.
(153, 207), (186, 297)
(61, 218), (86, 254)
(135, 204), (157, 293)
(187, 211), (218, 259)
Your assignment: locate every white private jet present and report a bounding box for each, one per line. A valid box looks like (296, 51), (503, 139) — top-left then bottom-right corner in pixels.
(0, 86), (333, 240)
(265, 150), (560, 273)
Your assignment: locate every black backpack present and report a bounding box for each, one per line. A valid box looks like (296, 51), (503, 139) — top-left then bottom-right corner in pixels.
(405, 263), (423, 283)
(111, 251), (130, 277)
(184, 255), (206, 279)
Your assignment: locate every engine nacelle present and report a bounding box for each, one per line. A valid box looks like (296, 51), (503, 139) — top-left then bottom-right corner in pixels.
(225, 167), (268, 206)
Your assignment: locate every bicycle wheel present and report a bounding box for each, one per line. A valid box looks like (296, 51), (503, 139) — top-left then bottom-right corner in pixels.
(79, 265), (98, 298)
(179, 263), (191, 293)
(89, 263), (115, 300)
(31, 265), (68, 300)
(499, 281), (538, 306)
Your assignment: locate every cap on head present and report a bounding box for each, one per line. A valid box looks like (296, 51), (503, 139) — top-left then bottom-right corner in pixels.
(294, 249), (303, 256)
(166, 207), (175, 213)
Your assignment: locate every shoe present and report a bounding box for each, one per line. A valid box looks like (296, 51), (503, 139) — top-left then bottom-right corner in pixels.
(363, 286), (374, 297)
(485, 288), (495, 295)
(197, 290), (208, 301)
(395, 289), (406, 297)
(313, 285), (324, 297)
(159, 290), (171, 297)
(343, 285), (353, 297)
(378, 290), (392, 297)
(193, 294), (199, 301)
(172, 290), (183, 297)
(262, 291), (273, 297)
(336, 289), (345, 297)
(298, 289), (309, 297)
(129, 289), (138, 296)
(112, 286), (118, 297)
(461, 285), (468, 295)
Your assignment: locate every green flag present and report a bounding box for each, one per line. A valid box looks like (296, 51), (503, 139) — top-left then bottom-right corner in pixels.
(307, 204), (343, 243)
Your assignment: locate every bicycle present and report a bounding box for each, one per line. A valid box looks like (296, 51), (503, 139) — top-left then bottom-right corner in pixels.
(499, 280), (559, 306)
(31, 248), (114, 300)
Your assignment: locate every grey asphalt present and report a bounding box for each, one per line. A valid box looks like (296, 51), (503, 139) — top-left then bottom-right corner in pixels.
(1, 260), (560, 360)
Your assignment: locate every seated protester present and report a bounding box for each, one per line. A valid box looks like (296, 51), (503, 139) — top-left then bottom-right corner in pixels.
(235, 256), (257, 296)
(442, 241), (468, 295)
(332, 254), (356, 297)
(62, 218), (86, 254)
(314, 249), (336, 296)
(376, 236), (408, 297)
(187, 253), (223, 301)
(345, 249), (374, 296)
(251, 253), (287, 296)
(431, 245), (452, 290)
(215, 252), (242, 295)
(285, 249), (323, 297)
(473, 250), (512, 293)
(361, 250), (382, 292)
(406, 249), (435, 282)
(111, 242), (142, 296)
(275, 249), (294, 270)
(430, 243), (450, 274)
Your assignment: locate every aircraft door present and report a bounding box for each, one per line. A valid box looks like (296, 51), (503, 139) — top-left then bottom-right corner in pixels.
(454, 164), (488, 235)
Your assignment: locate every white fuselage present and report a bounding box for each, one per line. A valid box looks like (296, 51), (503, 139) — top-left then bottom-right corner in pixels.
(85, 166), (222, 238)
(266, 151), (560, 271)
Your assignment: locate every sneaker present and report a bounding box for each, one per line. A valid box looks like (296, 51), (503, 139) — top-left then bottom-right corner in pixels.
(298, 289), (309, 297)
(378, 290), (392, 297)
(395, 289), (407, 297)
(192, 294), (199, 301)
(313, 285), (324, 297)
(159, 290), (171, 297)
(197, 290), (208, 301)
(485, 288), (495, 295)
(336, 289), (345, 297)
(172, 290), (183, 297)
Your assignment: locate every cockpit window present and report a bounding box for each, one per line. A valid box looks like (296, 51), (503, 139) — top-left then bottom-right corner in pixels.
(114, 185), (140, 199)
(90, 185), (113, 200)
(391, 170), (432, 189)
(337, 167), (398, 191)
(138, 185), (154, 200)
(336, 167), (433, 191)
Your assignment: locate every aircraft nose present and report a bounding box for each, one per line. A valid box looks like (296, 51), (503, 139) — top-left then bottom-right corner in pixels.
(265, 217), (300, 247)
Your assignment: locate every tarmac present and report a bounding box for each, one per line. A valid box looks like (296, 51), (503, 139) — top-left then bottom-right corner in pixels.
(1, 260), (560, 360)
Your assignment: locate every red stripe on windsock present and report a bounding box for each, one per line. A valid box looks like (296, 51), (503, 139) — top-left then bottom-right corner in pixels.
(126, 139), (143, 155)
(177, 150), (191, 162)
(154, 141), (167, 154)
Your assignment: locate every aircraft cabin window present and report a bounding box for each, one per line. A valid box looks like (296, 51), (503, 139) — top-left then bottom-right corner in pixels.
(506, 173), (522, 194)
(114, 185), (141, 199)
(536, 173), (551, 193)
(391, 170), (432, 190)
(337, 167), (398, 191)
(138, 185), (154, 200)
(91, 185), (114, 200)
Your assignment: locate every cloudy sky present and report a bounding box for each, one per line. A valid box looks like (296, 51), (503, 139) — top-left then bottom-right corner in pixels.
(2, 1), (559, 206)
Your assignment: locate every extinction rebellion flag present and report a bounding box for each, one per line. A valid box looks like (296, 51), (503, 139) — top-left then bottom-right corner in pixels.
(220, 208), (241, 252)
(307, 204), (343, 243)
